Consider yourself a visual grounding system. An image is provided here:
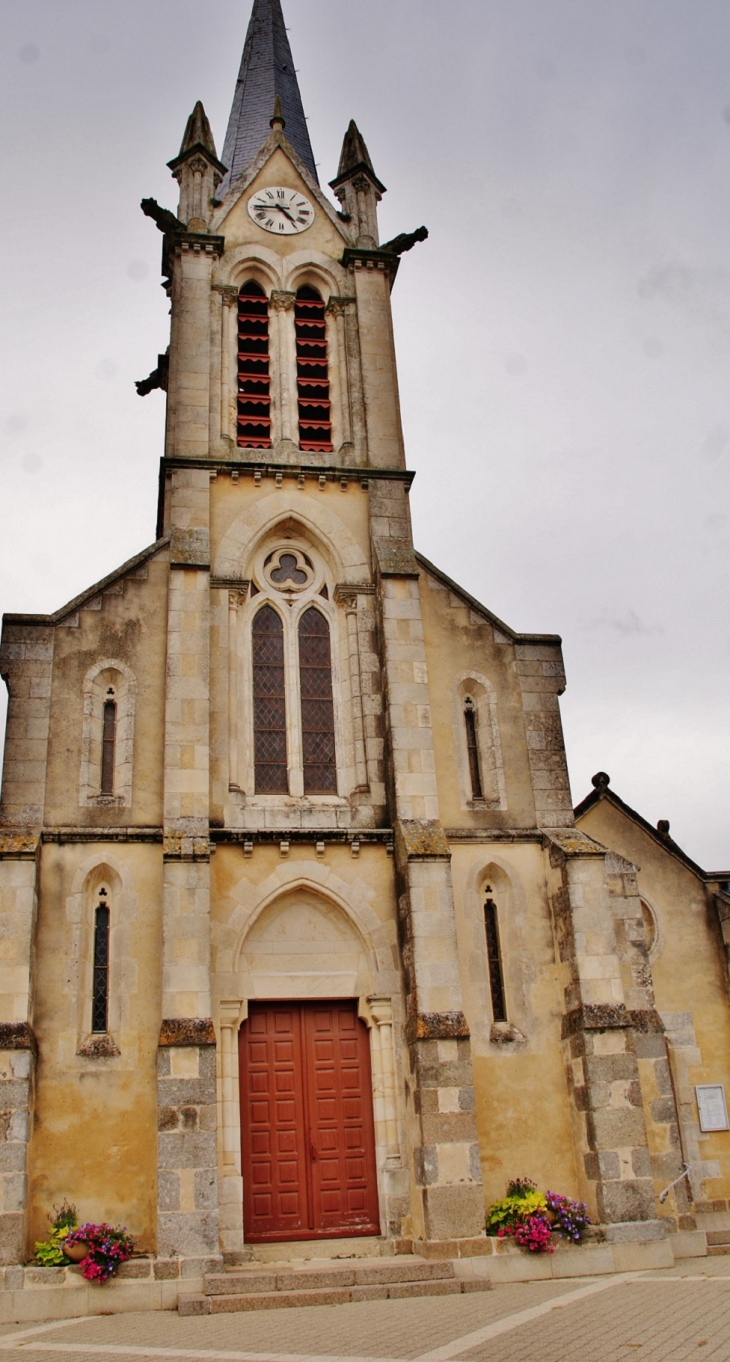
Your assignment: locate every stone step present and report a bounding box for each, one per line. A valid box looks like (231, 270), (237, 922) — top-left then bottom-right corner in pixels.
(707, 1245), (730, 1256)
(179, 1276), (489, 1316)
(706, 1231), (730, 1247)
(203, 1258), (455, 1296)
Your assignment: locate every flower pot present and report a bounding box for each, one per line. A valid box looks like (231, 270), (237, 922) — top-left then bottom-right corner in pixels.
(63, 1241), (89, 1263)
(544, 1209), (558, 1226)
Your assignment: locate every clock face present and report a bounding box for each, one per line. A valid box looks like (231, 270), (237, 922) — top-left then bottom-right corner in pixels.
(248, 187), (314, 235)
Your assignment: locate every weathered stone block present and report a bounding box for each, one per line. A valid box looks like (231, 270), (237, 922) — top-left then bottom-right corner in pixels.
(597, 1179), (655, 1224)
(157, 1211), (219, 1257)
(157, 1131), (216, 1170)
(650, 1097), (676, 1124)
(587, 1106), (647, 1148)
(194, 1169), (218, 1211)
(584, 1150), (620, 1181)
(157, 1077), (216, 1107)
(158, 1171), (181, 1212)
(154, 1258), (181, 1280)
(422, 1183), (485, 1241)
(0, 1213), (24, 1266)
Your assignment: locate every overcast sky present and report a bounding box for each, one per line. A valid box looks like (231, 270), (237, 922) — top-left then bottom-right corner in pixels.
(1, 0), (728, 868)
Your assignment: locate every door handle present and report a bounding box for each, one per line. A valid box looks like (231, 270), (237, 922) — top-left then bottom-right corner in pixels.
(310, 1141), (317, 1162)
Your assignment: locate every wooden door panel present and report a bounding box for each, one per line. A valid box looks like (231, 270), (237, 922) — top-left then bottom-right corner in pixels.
(240, 1005), (309, 1240)
(241, 1000), (380, 1241)
(305, 1003), (380, 1235)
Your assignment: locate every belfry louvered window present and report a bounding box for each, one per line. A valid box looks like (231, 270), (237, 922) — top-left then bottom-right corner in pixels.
(295, 286), (332, 452)
(484, 896), (506, 1023)
(237, 281), (271, 448)
(298, 607), (337, 793)
(252, 606), (288, 793)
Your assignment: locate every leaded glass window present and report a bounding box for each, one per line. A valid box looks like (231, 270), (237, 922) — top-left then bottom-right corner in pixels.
(298, 606), (337, 794)
(92, 892), (110, 1033)
(252, 606), (288, 793)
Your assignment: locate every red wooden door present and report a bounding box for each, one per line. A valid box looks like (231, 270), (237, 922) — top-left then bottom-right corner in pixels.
(240, 1001), (380, 1241)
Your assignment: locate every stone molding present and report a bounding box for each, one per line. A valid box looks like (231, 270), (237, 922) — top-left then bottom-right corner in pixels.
(561, 1004), (666, 1038)
(405, 1011), (470, 1043)
(397, 820), (451, 861)
(0, 1022), (36, 1053)
(373, 539), (419, 577)
(0, 834), (39, 860)
(159, 1018), (216, 1048)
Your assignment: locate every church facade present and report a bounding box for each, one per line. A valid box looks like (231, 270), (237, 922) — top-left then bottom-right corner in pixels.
(0, 0), (728, 1279)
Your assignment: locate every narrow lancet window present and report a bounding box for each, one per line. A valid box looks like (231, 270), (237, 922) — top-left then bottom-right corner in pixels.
(464, 697), (482, 800)
(484, 894), (506, 1023)
(100, 696), (117, 795)
(299, 607), (337, 793)
(252, 606), (288, 793)
(295, 286), (332, 452)
(91, 890), (110, 1033)
(237, 281), (271, 448)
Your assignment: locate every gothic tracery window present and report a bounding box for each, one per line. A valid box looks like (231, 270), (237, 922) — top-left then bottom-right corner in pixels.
(252, 606), (288, 793)
(298, 607), (337, 793)
(237, 281), (271, 448)
(295, 286), (332, 452)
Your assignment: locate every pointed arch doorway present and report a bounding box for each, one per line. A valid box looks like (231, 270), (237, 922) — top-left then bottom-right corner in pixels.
(239, 999), (380, 1241)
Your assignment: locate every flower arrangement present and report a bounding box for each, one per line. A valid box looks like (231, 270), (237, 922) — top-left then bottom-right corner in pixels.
(34, 1201), (78, 1267)
(64, 1223), (135, 1282)
(545, 1191), (591, 1242)
(486, 1178), (591, 1254)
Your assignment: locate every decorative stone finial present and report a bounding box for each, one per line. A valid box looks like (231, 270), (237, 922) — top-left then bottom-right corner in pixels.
(591, 771), (611, 790)
(657, 819), (670, 837)
(270, 95), (285, 130)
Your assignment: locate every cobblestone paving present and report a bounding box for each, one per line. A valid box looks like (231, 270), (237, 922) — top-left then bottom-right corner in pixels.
(0, 1268), (727, 1362)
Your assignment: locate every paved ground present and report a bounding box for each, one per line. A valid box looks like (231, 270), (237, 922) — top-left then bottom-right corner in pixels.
(0, 1259), (729, 1362)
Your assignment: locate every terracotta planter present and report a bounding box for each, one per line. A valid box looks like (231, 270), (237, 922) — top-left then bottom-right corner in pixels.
(63, 1241), (89, 1263)
(544, 1209), (558, 1226)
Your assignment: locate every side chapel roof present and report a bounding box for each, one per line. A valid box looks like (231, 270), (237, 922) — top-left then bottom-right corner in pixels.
(218, 0), (318, 198)
(574, 772), (730, 884)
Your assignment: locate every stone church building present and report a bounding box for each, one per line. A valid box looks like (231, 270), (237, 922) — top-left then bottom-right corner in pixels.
(0, 0), (728, 1286)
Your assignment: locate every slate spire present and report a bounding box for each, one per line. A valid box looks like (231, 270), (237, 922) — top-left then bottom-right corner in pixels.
(218, 0), (317, 198)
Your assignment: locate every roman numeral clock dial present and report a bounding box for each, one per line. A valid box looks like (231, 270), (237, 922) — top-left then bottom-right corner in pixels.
(247, 187), (314, 235)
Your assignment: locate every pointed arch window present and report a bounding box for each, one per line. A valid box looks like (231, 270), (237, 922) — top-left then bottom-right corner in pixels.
(252, 606), (288, 793)
(237, 281), (271, 448)
(464, 697), (482, 800)
(100, 696), (117, 795)
(295, 286), (332, 452)
(91, 888), (110, 1033)
(484, 893), (506, 1023)
(299, 606), (337, 793)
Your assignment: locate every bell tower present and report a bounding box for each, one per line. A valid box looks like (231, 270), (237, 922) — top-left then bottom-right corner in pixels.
(137, 0), (486, 1258)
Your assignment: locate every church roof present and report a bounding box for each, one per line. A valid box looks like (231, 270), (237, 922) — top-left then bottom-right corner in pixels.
(218, 0), (318, 198)
(574, 772), (729, 883)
